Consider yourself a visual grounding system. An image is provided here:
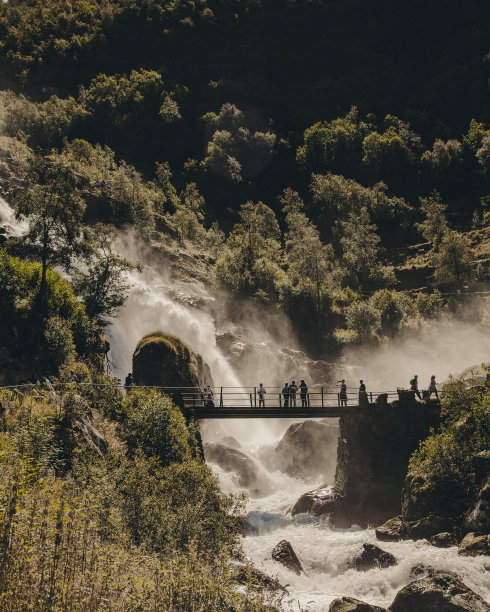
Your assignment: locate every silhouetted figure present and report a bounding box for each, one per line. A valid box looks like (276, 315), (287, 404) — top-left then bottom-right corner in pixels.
(338, 379), (348, 407)
(282, 383), (289, 408)
(258, 383), (266, 407)
(359, 379), (368, 407)
(289, 380), (298, 407)
(300, 380), (308, 407)
(427, 375), (439, 399)
(125, 372), (134, 389)
(204, 385), (214, 408)
(410, 375), (421, 400)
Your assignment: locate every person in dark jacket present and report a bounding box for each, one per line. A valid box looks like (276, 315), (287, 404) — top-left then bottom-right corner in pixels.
(300, 380), (308, 407)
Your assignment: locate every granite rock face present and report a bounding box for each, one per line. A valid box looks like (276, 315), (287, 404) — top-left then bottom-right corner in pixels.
(274, 420), (339, 480)
(332, 399), (440, 527)
(458, 533), (490, 557)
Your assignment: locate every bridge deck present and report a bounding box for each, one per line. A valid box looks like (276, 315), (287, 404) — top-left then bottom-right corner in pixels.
(180, 387), (404, 419)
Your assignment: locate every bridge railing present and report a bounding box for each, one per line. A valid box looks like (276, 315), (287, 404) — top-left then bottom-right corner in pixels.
(181, 386), (401, 410)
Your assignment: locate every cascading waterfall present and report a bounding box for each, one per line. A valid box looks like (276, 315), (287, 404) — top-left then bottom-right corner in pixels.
(1, 202), (488, 609)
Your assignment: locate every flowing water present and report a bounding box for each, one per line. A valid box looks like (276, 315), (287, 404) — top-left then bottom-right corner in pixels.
(1, 206), (488, 609)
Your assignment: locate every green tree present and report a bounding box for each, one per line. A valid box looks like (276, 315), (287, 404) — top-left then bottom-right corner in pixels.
(339, 207), (390, 289)
(215, 201), (282, 298)
(172, 183), (206, 242)
(416, 190), (449, 247)
(72, 225), (139, 321)
(344, 300), (382, 343)
(281, 188), (333, 316)
(432, 230), (473, 286)
(9, 156), (86, 302)
(202, 103), (276, 181)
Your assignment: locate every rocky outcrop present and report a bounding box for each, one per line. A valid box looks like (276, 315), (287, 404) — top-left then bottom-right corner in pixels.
(430, 532), (459, 548)
(132, 331), (213, 398)
(328, 597), (388, 611)
(349, 544), (397, 571)
(375, 516), (409, 542)
(273, 420), (339, 480)
(402, 472), (468, 522)
(231, 564), (284, 591)
(203, 443), (271, 496)
(271, 540), (303, 575)
(389, 573), (489, 611)
(333, 399), (440, 527)
(458, 533), (490, 557)
(409, 514), (456, 541)
(215, 331), (336, 386)
(291, 484), (340, 516)
(464, 472), (490, 534)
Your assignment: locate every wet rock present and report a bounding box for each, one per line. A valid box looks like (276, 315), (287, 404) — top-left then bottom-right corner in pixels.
(204, 443), (270, 496)
(349, 543), (397, 571)
(458, 533), (490, 557)
(274, 420), (339, 480)
(291, 484), (340, 516)
(389, 572), (489, 611)
(409, 515), (455, 540)
(375, 516), (409, 542)
(465, 475), (490, 533)
(329, 597), (388, 611)
(430, 532), (459, 548)
(231, 564), (284, 591)
(271, 540), (303, 575)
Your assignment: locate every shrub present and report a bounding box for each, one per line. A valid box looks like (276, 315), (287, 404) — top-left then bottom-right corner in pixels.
(120, 389), (192, 466)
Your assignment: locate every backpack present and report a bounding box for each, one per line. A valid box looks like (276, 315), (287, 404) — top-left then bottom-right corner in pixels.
(410, 378), (415, 387)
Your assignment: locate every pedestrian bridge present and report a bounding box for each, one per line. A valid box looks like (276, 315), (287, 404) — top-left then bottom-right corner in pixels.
(176, 386), (404, 418)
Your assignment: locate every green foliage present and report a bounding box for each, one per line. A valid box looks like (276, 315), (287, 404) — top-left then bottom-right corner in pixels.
(409, 382), (489, 489)
(432, 230), (474, 286)
(343, 300), (382, 343)
(0, 249), (103, 376)
(216, 201), (283, 298)
(120, 389), (192, 467)
(416, 190), (448, 247)
(203, 103), (276, 182)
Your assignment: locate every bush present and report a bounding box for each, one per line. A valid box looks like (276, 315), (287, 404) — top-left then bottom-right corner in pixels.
(120, 389), (192, 466)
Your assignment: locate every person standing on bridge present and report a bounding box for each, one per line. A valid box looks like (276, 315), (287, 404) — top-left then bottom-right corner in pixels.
(410, 375), (421, 400)
(258, 383), (267, 407)
(282, 383), (289, 408)
(427, 375), (439, 399)
(300, 380), (308, 407)
(359, 380), (368, 407)
(289, 380), (298, 407)
(338, 379), (348, 407)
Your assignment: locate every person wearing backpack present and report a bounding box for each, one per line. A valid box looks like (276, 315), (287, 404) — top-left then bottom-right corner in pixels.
(410, 375), (421, 400)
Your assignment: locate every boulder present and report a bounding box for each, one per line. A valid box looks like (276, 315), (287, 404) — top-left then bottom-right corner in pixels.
(458, 533), (490, 557)
(409, 515), (455, 541)
(349, 544), (397, 571)
(271, 540), (303, 575)
(203, 443), (270, 496)
(430, 532), (459, 548)
(465, 475), (490, 533)
(231, 564), (284, 591)
(329, 597), (388, 611)
(375, 516), (409, 542)
(273, 420), (339, 480)
(132, 331), (213, 394)
(389, 573), (489, 611)
(291, 484), (340, 516)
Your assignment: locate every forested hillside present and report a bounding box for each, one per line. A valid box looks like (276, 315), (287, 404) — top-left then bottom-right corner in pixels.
(0, 0), (488, 355)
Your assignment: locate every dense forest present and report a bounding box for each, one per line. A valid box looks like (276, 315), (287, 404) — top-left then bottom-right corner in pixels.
(0, 2), (488, 609)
